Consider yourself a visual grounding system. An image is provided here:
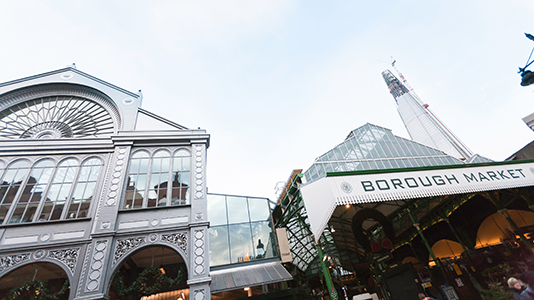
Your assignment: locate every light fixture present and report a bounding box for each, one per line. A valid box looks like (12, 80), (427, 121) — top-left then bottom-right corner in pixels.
(244, 287), (250, 291)
(519, 33), (534, 87)
(159, 267), (165, 274)
(345, 204), (350, 208)
(322, 255), (327, 261)
(330, 225), (335, 233)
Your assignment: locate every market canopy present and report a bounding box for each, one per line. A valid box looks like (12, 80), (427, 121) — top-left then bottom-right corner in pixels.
(300, 160), (534, 242)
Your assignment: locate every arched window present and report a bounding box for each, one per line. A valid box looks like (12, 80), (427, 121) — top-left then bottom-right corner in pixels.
(124, 151), (150, 209)
(123, 148), (191, 209)
(0, 160), (30, 223)
(172, 149), (190, 205)
(67, 158), (103, 219)
(148, 150), (171, 207)
(9, 159), (54, 224)
(0, 157), (103, 224)
(39, 159), (79, 221)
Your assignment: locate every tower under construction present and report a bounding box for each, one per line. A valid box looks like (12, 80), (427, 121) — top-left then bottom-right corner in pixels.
(382, 68), (473, 161)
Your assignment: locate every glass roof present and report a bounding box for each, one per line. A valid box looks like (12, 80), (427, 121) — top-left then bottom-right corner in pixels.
(279, 123), (494, 275)
(304, 123), (465, 183)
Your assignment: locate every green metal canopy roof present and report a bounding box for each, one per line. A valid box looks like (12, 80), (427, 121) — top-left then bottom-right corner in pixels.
(277, 123), (497, 276)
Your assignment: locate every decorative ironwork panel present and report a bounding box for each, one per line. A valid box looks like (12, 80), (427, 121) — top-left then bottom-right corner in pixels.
(0, 96), (114, 139)
(0, 253), (31, 273)
(161, 232), (188, 256)
(48, 248), (80, 274)
(113, 237), (145, 264)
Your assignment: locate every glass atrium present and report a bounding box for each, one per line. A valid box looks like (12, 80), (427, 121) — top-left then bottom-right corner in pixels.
(303, 123), (465, 183)
(207, 194), (277, 267)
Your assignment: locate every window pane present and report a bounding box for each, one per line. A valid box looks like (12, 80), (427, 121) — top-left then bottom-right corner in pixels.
(229, 223), (253, 263)
(9, 160), (54, 224)
(209, 225), (230, 266)
(248, 198), (270, 222)
(0, 160), (30, 223)
(227, 196), (249, 224)
(39, 159), (79, 221)
(207, 194), (228, 226)
(124, 152), (150, 209)
(67, 158), (102, 219)
(251, 221), (276, 259)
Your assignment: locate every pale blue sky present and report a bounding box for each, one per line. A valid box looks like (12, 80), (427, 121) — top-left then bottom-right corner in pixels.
(1, 1), (533, 199)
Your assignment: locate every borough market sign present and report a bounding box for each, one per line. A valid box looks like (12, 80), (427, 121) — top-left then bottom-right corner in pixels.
(300, 161), (534, 242)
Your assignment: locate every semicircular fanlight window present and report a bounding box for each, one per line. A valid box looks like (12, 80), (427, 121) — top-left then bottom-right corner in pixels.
(0, 96), (115, 139)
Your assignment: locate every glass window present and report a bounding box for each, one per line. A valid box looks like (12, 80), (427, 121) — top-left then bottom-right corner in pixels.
(209, 225), (231, 266)
(123, 148), (191, 209)
(332, 148), (343, 161)
(251, 221), (275, 259)
(367, 160), (378, 170)
(171, 149), (190, 205)
(148, 150), (171, 208)
(248, 197), (270, 222)
(227, 196), (249, 224)
(229, 223), (254, 263)
(39, 159), (79, 221)
(0, 160), (30, 223)
(9, 160), (54, 224)
(124, 151), (149, 209)
(207, 194), (228, 226)
(208, 194), (275, 267)
(339, 143), (350, 160)
(66, 158), (103, 219)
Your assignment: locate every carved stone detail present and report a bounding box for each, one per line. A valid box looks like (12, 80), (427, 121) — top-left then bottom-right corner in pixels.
(194, 289), (205, 300)
(33, 250), (46, 260)
(113, 237), (145, 264)
(86, 240), (107, 292)
(148, 233), (158, 243)
(77, 243), (92, 297)
(193, 229), (205, 275)
(48, 248), (80, 274)
(0, 253), (31, 273)
(194, 145), (204, 200)
(161, 232), (187, 256)
(105, 147), (127, 207)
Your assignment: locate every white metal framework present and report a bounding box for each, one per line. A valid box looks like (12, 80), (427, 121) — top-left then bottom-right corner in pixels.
(0, 96), (114, 139)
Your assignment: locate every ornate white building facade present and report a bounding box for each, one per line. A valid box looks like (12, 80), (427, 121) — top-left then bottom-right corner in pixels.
(0, 66), (211, 299)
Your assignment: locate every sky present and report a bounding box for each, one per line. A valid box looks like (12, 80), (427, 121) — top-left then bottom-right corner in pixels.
(1, 1), (534, 201)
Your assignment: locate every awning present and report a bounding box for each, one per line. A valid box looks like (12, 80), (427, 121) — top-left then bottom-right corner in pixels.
(301, 161), (534, 242)
(210, 260), (292, 293)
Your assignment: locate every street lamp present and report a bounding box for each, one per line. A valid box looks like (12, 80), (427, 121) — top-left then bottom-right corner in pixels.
(519, 33), (534, 86)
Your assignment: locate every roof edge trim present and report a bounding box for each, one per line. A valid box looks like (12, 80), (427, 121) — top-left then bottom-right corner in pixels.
(327, 159), (534, 177)
(0, 67), (139, 98)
